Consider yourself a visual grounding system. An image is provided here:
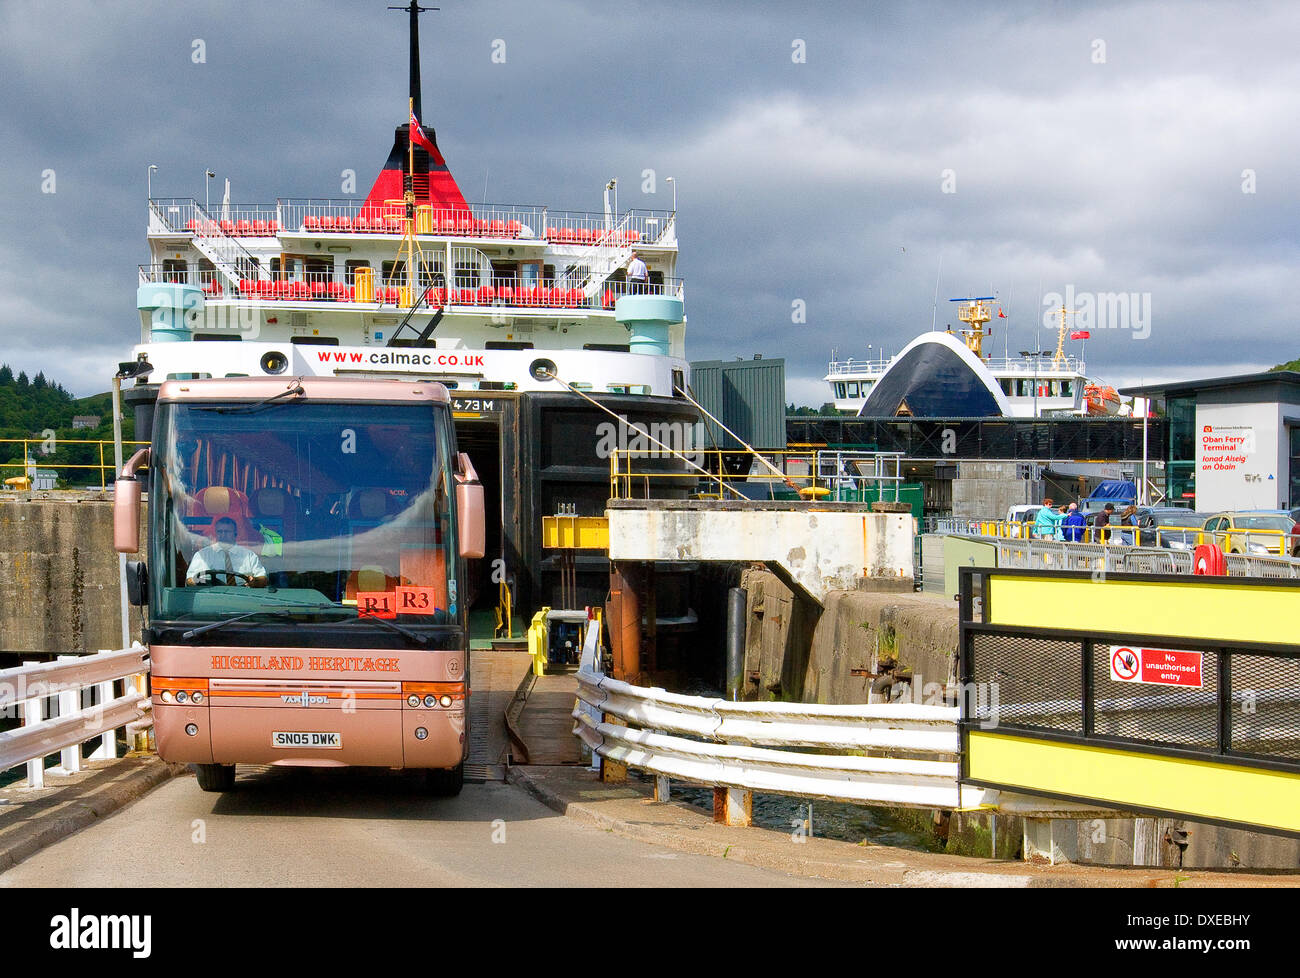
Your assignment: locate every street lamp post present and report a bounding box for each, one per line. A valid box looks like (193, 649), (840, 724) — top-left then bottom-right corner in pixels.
(1019, 348), (1048, 417)
(205, 169), (215, 213)
(665, 175), (676, 212)
(147, 164), (158, 202)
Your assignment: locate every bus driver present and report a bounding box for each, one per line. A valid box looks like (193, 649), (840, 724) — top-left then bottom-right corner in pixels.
(186, 516), (268, 587)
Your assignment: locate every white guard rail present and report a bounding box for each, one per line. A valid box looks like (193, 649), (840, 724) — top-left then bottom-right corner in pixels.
(0, 646), (151, 787)
(572, 668), (986, 810)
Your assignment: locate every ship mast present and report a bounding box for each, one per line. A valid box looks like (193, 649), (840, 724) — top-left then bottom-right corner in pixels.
(390, 2), (438, 311)
(390, 1), (436, 121)
(1046, 302), (1078, 366)
(948, 296), (995, 359)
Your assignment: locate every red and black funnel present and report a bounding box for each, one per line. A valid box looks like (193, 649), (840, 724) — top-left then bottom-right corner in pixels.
(362, 123), (468, 211)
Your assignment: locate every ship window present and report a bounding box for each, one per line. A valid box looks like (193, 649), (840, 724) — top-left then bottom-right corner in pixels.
(1061, 379), (1074, 397)
(485, 340), (533, 350)
(835, 383), (846, 398)
(847, 382), (859, 397)
(289, 336), (339, 346)
(162, 258), (187, 282)
(344, 260), (370, 285)
(583, 343), (631, 352)
(304, 256), (332, 288)
(454, 262), (480, 290)
(418, 257), (444, 287)
(382, 260), (407, 286)
(1001, 379), (1014, 395)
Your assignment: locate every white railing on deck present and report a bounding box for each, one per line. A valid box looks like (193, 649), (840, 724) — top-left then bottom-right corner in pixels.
(139, 264), (685, 310)
(828, 355), (1088, 376)
(0, 646), (150, 788)
(571, 668), (984, 810)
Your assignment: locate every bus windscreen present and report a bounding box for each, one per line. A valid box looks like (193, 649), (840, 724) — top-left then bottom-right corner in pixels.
(148, 401), (458, 625)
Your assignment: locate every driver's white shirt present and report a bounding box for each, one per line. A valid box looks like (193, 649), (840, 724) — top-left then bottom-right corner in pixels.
(628, 257), (648, 280)
(187, 543), (266, 584)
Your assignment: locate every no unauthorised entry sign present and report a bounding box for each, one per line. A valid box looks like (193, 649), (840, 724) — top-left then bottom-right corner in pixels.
(1109, 645), (1203, 688)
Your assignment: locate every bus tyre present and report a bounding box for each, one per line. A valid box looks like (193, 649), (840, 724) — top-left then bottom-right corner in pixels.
(425, 764), (463, 797)
(194, 763), (236, 792)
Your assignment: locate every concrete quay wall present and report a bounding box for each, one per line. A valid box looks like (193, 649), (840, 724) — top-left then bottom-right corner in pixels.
(0, 497), (143, 654)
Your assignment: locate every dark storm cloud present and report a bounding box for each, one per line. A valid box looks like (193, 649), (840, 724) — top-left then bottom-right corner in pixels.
(0, 0), (1296, 400)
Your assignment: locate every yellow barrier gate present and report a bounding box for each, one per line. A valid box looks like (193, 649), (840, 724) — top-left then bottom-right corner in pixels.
(959, 567), (1300, 837)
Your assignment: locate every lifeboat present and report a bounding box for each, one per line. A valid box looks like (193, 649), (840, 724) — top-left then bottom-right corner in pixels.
(1084, 383), (1121, 416)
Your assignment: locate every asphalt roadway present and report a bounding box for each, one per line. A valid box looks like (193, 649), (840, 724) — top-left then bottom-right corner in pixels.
(0, 765), (837, 887)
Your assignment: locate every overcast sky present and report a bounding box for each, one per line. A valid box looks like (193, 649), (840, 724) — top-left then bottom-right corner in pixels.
(0, 0), (1296, 403)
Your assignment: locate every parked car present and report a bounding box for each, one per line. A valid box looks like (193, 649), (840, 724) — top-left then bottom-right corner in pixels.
(1136, 508), (1209, 549)
(1004, 504), (1042, 537)
(1202, 512), (1297, 556)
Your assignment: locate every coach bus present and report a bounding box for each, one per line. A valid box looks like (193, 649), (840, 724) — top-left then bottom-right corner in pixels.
(114, 376), (484, 794)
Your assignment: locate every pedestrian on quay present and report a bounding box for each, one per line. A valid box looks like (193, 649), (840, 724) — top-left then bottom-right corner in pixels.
(1094, 502), (1115, 544)
(1033, 497), (1064, 540)
(1062, 502), (1087, 543)
(1118, 504), (1139, 545)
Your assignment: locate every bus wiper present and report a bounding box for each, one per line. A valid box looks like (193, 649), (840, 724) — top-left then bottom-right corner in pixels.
(181, 608), (304, 639)
(313, 600), (430, 646)
(348, 609), (429, 646)
(195, 380), (306, 414)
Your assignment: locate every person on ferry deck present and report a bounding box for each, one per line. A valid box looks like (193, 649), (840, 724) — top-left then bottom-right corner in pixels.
(627, 252), (649, 294)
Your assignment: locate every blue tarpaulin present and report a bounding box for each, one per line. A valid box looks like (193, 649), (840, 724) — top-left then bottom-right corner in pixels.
(1085, 480), (1137, 503)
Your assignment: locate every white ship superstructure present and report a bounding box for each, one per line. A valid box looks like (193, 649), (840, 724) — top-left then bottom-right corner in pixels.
(824, 297), (1118, 417)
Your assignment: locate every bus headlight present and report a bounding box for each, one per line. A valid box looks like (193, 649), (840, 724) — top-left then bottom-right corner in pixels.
(439, 695), (452, 708)
(191, 691), (204, 704)
(414, 727), (428, 740)
(160, 690), (174, 703)
(176, 690), (189, 704)
(423, 694), (437, 707)
(407, 694), (421, 707)
(184, 723), (199, 737)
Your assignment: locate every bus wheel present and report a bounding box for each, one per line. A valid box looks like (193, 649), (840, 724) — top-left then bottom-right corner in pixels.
(425, 764), (463, 797)
(194, 763), (236, 792)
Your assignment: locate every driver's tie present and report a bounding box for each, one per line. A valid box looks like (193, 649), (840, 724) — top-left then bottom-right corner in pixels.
(223, 550), (235, 587)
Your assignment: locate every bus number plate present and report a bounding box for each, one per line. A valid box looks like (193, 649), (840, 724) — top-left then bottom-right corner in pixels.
(272, 731), (342, 749)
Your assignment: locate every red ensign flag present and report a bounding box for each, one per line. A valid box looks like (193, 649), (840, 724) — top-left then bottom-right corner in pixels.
(409, 110), (436, 153)
(1070, 330), (1090, 340)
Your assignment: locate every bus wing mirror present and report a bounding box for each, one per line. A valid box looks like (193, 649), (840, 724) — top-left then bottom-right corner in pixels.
(455, 452), (485, 559)
(125, 559), (149, 606)
(114, 447), (150, 554)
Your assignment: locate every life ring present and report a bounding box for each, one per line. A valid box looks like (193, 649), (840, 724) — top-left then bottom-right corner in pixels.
(1193, 543), (1225, 575)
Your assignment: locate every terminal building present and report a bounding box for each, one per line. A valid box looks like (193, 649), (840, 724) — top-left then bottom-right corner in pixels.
(1120, 370), (1300, 514)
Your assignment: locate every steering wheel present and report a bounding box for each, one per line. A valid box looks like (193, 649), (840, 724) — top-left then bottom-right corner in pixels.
(189, 569), (256, 587)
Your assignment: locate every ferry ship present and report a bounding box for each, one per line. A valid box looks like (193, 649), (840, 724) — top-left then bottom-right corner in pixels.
(123, 4), (699, 647)
(825, 298), (1120, 417)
